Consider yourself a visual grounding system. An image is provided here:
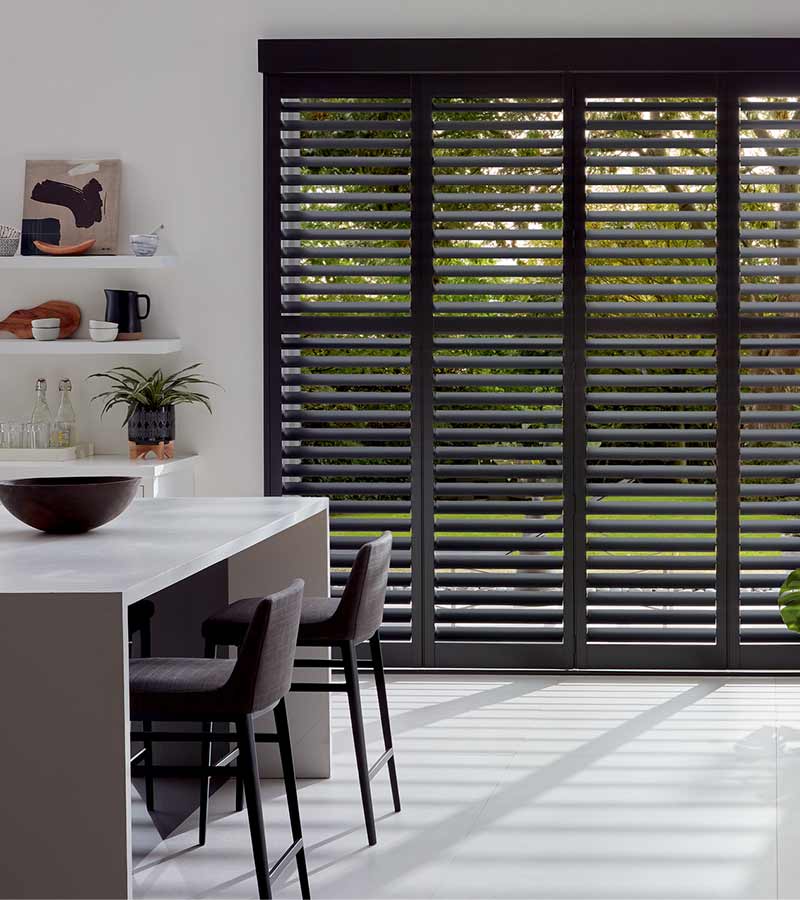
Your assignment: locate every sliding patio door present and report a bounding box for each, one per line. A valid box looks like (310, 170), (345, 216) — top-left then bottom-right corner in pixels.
(264, 66), (800, 670)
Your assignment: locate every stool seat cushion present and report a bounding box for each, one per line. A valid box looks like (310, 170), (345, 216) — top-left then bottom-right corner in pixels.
(128, 598), (155, 636)
(203, 595), (340, 647)
(130, 657), (236, 720)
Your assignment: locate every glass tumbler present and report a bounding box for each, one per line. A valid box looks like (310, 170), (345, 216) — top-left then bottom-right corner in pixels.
(1, 422), (25, 449)
(26, 422), (51, 449)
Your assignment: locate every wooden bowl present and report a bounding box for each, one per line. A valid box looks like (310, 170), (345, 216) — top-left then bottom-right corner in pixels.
(0, 476), (141, 534)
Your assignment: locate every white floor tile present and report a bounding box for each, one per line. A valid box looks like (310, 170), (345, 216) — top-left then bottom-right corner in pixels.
(133, 674), (785, 900)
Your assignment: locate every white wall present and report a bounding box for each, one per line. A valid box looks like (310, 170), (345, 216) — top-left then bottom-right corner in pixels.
(1, 0), (798, 494)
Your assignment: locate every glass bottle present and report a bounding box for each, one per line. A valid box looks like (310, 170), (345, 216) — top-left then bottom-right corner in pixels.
(53, 378), (77, 448)
(31, 378), (51, 424)
(29, 378), (52, 448)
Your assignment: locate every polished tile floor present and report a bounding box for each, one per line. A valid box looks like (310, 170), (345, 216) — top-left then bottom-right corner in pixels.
(132, 675), (800, 899)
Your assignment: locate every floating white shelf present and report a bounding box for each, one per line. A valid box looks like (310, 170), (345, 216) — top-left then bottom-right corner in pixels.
(0, 338), (182, 355)
(0, 451), (197, 477)
(0, 255), (177, 270)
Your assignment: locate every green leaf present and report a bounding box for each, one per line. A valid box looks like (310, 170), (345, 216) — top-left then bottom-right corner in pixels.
(779, 569), (800, 633)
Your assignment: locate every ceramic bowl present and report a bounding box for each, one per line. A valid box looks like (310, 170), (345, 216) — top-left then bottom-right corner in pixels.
(31, 323), (60, 341)
(130, 233), (159, 257)
(90, 326), (118, 342)
(0, 476), (141, 533)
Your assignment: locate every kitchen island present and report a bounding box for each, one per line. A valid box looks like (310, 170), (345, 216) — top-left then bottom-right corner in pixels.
(0, 496), (329, 899)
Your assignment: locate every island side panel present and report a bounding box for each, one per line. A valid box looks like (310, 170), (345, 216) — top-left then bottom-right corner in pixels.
(0, 591), (131, 899)
(228, 507), (331, 778)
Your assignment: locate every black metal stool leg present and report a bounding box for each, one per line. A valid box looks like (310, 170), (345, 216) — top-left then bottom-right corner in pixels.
(342, 640), (377, 846)
(274, 699), (311, 899)
(198, 638), (216, 846)
(235, 768), (245, 812)
(238, 715), (272, 900)
(370, 632), (401, 812)
(140, 621), (154, 812)
(198, 720), (213, 845)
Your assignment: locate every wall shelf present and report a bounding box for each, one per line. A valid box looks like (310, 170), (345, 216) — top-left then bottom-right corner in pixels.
(0, 255), (177, 270)
(0, 339), (182, 355)
(0, 452), (197, 477)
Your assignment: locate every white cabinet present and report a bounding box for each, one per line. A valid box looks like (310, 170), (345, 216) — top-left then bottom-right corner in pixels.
(0, 453), (198, 497)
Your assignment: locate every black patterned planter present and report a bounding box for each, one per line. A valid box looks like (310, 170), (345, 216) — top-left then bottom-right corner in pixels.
(127, 405), (175, 460)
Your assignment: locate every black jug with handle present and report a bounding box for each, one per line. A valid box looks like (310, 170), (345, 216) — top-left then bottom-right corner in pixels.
(104, 289), (150, 340)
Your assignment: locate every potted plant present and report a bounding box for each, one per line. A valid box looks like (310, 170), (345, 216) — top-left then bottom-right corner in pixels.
(90, 364), (218, 460)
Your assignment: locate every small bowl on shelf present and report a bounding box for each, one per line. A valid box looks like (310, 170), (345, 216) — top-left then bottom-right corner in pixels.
(0, 476), (141, 534)
(31, 317), (61, 341)
(0, 225), (20, 257)
(89, 320), (119, 342)
(130, 233), (159, 257)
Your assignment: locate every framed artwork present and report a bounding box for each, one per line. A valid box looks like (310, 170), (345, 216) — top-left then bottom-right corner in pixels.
(21, 159), (121, 255)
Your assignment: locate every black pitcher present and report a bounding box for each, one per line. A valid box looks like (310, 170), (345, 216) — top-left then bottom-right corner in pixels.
(104, 289), (150, 340)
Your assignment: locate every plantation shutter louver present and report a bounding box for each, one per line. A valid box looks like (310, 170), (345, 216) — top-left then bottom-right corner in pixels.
(276, 87), (416, 659)
(582, 95), (721, 666)
(429, 91), (569, 667)
(738, 96), (800, 663)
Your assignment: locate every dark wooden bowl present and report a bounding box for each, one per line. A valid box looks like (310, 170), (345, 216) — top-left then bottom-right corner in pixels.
(0, 476), (141, 534)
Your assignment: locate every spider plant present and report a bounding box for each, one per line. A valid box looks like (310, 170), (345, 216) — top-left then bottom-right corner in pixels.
(89, 364), (218, 425)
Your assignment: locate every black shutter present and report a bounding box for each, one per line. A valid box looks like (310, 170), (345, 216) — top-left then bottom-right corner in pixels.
(582, 93), (723, 667)
(276, 85), (418, 661)
(429, 89), (570, 667)
(738, 96), (800, 665)
(263, 54), (800, 672)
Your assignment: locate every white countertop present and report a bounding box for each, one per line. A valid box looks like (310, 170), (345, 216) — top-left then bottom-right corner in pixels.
(0, 496), (328, 603)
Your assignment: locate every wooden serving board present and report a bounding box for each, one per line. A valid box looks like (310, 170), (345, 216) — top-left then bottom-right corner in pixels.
(0, 300), (81, 339)
(33, 239), (96, 256)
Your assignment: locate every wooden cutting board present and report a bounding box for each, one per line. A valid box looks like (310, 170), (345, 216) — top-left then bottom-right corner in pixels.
(0, 301), (81, 339)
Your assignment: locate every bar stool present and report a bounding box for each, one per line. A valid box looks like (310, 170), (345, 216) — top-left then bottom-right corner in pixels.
(129, 581), (310, 900)
(128, 598), (155, 810)
(201, 532), (400, 847)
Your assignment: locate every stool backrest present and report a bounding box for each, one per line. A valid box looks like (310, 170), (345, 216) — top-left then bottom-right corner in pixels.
(228, 579), (304, 715)
(337, 531), (392, 643)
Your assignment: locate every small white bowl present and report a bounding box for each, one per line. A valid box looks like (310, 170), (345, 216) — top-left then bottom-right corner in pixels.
(31, 317), (60, 327)
(130, 233), (159, 257)
(90, 324), (118, 342)
(32, 325), (60, 342)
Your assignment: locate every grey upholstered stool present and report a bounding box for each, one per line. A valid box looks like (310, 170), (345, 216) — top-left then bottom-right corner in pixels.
(130, 581), (310, 900)
(201, 532), (400, 847)
(128, 598), (155, 810)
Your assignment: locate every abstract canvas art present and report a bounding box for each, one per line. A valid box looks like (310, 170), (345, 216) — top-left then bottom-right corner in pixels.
(21, 159), (121, 255)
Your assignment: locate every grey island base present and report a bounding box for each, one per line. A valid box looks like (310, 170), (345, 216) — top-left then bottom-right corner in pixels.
(0, 496), (330, 899)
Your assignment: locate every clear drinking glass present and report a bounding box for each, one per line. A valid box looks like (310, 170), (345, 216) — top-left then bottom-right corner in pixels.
(1, 422), (25, 449)
(26, 422), (51, 449)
